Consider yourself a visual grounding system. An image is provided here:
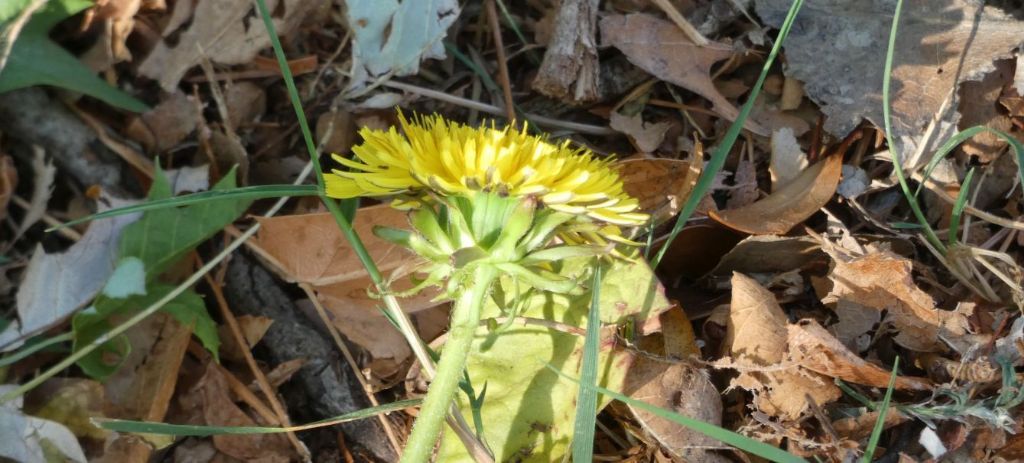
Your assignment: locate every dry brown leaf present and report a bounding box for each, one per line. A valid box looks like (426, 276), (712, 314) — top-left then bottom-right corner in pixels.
(780, 77), (804, 111)
(223, 81), (267, 129)
(81, 0), (156, 68)
(255, 206), (441, 374)
(709, 235), (825, 276)
(725, 273), (840, 420)
(609, 111), (671, 153)
(756, 0), (1024, 159)
(725, 159), (758, 209)
(749, 95), (811, 137)
(831, 299), (879, 352)
(600, 13), (769, 136)
(788, 320), (932, 390)
(823, 248), (971, 352)
(958, 59), (1015, 163)
(138, 0), (317, 91)
(218, 315), (273, 363)
(124, 92), (198, 152)
(616, 157), (703, 224)
(316, 110), (357, 155)
(621, 308), (724, 461)
(194, 365), (292, 462)
(832, 408), (907, 442)
(100, 313), (192, 462)
(624, 358), (728, 462)
(710, 154), (842, 235)
(259, 358), (306, 390)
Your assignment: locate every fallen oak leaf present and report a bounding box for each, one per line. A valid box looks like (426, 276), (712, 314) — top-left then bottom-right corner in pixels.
(254, 206), (441, 376)
(710, 153), (843, 235)
(755, 0), (1024, 160)
(724, 273), (840, 420)
(822, 247), (971, 352)
(788, 319), (932, 391)
(600, 13), (769, 136)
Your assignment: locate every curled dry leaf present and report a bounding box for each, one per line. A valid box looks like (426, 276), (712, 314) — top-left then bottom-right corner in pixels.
(710, 153), (843, 235)
(725, 273), (841, 420)
(958, 59), (1016, 163)
(709, 235), (826, 276)
(822, 247), (971, 352)
(616, 157), (703, 225)
(600, 13), (769, 136)
(788, 319), (932, 390)
(255, 206), (441, 375)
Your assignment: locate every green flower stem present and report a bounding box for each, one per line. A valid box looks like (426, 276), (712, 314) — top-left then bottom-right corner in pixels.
(402, 264), (498, 463)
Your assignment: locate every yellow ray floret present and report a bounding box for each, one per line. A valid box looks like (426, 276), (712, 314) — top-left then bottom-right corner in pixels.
(325, 113), (648, 227)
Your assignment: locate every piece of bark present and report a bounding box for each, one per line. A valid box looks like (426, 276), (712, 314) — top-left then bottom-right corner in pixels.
(223, 251), (397, 462)
(0, 88), (136, 194)
(531, 0), (601, 104)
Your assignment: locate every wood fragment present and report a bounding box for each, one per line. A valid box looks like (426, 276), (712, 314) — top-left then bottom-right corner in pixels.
(531, 0), (601, 104)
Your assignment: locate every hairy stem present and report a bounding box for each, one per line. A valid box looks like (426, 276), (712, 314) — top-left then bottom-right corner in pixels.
(401, 265), (498, 463)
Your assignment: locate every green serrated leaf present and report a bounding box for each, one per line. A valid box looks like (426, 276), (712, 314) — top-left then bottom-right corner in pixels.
(440, 257), (671, 462)
(72, 286), (218, 378)
(0, 0), (148, 112)
(159, 287), (219, 361)
(71, 301), (133, 379)
(118, 166), (252, 277)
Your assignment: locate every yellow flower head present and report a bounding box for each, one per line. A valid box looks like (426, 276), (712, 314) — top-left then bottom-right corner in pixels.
(325, 113), (648, 228)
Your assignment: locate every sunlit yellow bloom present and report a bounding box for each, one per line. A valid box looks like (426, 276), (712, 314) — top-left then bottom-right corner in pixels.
(325, 113), (648, 227)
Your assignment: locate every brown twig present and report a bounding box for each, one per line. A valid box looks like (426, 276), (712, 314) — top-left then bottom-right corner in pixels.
(203, 270), (311, 461)
(485, 0), (516, 122)
(650, 0), (710, 46)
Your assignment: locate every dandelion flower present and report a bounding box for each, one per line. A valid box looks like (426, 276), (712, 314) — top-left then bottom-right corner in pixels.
(325, 113), (648, 228)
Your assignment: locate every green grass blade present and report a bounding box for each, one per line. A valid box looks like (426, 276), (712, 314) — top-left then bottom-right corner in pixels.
(880, 0), (946, 252)
(97, 399), (420, 436)
(651, 0), (804, 268)
(254, 0), (325, 188)
(548, 364), (807, 463)
(494, 0), (541, 65)
(571, 263), (602, 462)
(47, 185), (319, 231)
(948, 167), (975, 245)
(0, 332), (72, 368)
(914, 125), (1024, 202)
(862, 357), (900, 462)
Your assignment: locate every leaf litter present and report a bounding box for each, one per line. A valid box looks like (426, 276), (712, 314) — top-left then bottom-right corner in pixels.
(1, 0), (1024, 461)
